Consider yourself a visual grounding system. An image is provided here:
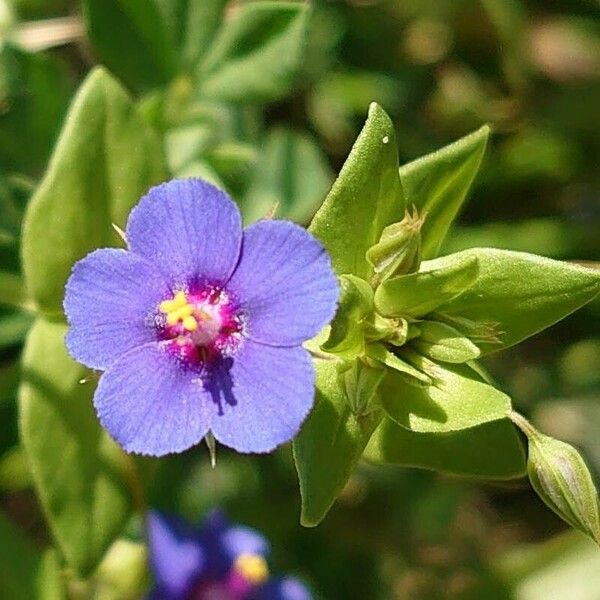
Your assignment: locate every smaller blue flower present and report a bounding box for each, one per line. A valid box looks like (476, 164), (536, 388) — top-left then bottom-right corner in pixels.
(147, 510), (313, 600)
(63, 179), (339, 456)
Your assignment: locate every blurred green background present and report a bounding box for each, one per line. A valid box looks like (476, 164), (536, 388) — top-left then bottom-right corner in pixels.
(1, 0), (600, 598)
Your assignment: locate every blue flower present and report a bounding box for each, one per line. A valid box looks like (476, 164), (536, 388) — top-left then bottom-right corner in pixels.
(147, 510), (312, 600)
(64, 179), (338, 455)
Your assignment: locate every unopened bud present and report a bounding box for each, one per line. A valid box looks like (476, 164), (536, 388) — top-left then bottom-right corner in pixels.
(366, 207), (424, 286)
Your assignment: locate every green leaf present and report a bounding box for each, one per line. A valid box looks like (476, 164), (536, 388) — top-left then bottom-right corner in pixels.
(198, 1), (309, 102)
(365, 417), (526, 479)
(0, 270), (28, 309)
(19, 318), (133, 576)
(0, 511), (66, 600)
(82, 0), (177, 90)
(21, 67), (166, 317)
(0, 310), (34, 348)
(374, 252), (478, 318)
(400, 125), (490, 259)
(321, 274), (373, 358)
(293, 359), (382, 526)
(429, 248), (600, 353)
(241, 127), (332, 224)
(310, 103), (404, 279)
(156, 0), (228, 70)
(512, 414), (600, 545)
(412, 320), (481, 363)
(380, 354), (512, 433)
(0, 44), (73, 176)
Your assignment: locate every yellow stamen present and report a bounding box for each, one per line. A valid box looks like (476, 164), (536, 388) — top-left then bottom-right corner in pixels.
(234, 553), (269, 585)
(160, 291), (198, 330)
(182, 315), (198, 331)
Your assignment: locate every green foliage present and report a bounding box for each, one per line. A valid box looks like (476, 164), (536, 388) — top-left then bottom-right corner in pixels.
(82, 0), (177, 90)
(198, 1), (309, 103)
(309, 102), (404, 279)
(293, 359), (382, 527)
(400, 125), (490, 259)
(429, 249), (600, 353)
(380, 356), (511, 433)
(0, 511), (65, 599)
(241, 127), (332, 224)
(364, 417), (526, 479)
(21, 67), (166, 317)
(0, 44), (72, 176)
(19, 319), (133, 576)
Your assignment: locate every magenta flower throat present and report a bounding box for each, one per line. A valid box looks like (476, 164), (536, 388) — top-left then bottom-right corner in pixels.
(63, 179), (339, 456)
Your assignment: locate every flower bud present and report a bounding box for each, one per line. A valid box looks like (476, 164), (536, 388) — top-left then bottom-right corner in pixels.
(366, 207), (424, 286)
(511, 412), (600, 545)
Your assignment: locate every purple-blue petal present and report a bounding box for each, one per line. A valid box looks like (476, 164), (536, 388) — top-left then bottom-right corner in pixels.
(147, 511), (204, 599)
(227, 220), (339, 347)
(94, 343), (212, 456)
(257, 577), (313, 600)
(64, 248), (170, 370)
(209, 340), (314, 453)
(222, 525), (270, 562)
(126, 179), (242, 285)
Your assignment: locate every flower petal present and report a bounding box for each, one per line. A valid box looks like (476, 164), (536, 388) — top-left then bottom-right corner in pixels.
(64, 248), (170, 370)
(209, 341), (314, 453)
(258, 577), (313, 600)
(94, 343), (212, 456)
(221, 525), (270, 561)
(147, 510), (205, 600)
(126, 179), (242, 285)
(227, 220), (339, 347)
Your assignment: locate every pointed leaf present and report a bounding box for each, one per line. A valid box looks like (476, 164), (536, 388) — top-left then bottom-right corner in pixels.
(365, 344), (431, 386)
(19, 319), (133, 576)
(82, 0), (177, 90)
(374, 252), (478, 318)
(156, 0), (228, 69)
(400, 125), (489, 259)
(293, 359), (382, 527)
(310, 103), (404, 279)
(21, 67), (166, 317)
(380, 354), (511, 433)
(241, 127), (332, 224)
(364, 417), (526, 479)
(430, 249), (600, 353)
(199, 1), (309, 102)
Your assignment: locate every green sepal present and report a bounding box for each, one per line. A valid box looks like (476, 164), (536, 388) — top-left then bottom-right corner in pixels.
(310, 103), (404, 280)
(399, 124), (490, 259)
(427, 248), (600, 353)
(293, 359), (382, 527)
(364, 417), (526, 480)
(512, 413), (600, 545)
(321, 275), (373, 359)
(374, 253), (479, 318)
(411, 320), (481, 364)
(380, 352), (512, 433)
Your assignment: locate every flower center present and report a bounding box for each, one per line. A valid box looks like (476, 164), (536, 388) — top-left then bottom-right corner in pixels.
(233, 553), (269, 585)
(156, 286), (243, 369)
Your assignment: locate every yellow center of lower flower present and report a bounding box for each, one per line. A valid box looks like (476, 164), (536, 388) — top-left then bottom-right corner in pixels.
(234, 553), (269, 584)
(159, 291), (199, 332)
